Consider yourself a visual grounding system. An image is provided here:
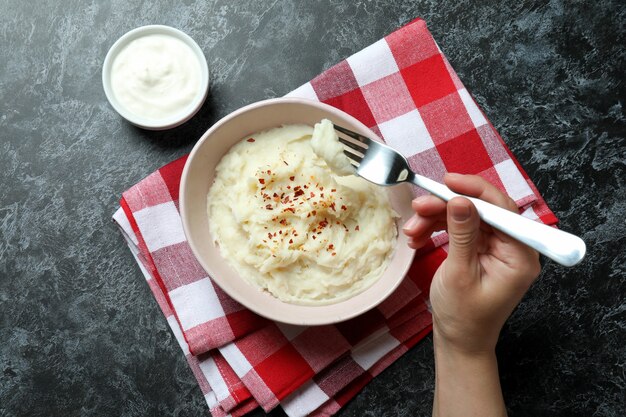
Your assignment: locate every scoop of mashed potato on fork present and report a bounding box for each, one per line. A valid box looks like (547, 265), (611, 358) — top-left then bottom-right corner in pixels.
(310, 119), (356, 177)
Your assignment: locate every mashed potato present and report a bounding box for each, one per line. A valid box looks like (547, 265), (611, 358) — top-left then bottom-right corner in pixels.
(207, 120), (397, 305)
(310, 119), (356, 176)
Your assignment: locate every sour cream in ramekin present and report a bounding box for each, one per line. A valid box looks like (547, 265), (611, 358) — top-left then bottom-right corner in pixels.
(102, 25), (209, 130)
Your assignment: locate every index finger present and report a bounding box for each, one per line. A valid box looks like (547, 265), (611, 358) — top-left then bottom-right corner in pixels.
(444, 173), (519, 213)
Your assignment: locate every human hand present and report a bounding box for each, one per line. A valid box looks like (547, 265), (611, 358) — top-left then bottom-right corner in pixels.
(403, 173), (541, 355)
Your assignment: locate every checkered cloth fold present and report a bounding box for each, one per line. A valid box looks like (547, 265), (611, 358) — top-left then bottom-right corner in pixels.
(113, 18), (557, 416)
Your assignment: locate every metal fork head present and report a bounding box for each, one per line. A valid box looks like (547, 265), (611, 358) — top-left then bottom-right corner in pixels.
(333, 124), (412, 186)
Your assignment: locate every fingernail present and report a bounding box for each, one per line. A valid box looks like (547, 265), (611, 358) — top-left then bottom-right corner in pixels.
(403, 215), (418, 231)
(451, 204), (470, 221)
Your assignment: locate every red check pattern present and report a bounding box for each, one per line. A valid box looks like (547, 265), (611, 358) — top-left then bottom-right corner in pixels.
(113, 17), (558, 417)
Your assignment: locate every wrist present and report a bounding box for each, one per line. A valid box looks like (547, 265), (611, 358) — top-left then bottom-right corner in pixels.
(433, 322), (497, 360)
(433, 325), (506, 417)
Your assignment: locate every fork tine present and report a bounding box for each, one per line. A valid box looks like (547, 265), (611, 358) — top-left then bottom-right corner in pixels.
(343, 149), (363, 163)
(333, 124), (370, 144)
(338, 137), (367, 153)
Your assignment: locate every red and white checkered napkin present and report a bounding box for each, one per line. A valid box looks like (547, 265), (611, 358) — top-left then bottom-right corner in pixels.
(113, 18), (558, 417)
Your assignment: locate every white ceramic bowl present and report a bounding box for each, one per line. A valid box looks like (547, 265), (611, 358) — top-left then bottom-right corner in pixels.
(180, 98), (416, 325)
(102, 25), (209, 130)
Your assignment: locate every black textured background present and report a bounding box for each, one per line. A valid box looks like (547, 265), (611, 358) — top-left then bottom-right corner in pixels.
(1, 1), (624, 416)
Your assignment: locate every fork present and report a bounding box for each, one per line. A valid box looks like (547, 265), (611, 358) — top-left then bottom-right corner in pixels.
(333, 124), (586, 267)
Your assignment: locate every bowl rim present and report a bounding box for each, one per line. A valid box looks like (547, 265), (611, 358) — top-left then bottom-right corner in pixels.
(102, 24), (210, 131)
(180, 97), (416, 325)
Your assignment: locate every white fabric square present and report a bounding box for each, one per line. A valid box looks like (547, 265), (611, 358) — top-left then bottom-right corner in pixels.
(166, 315), (190, 355)
(286, 82), (319, 100)
(352, 331), (400, 370)
(169, 278), (224, 330)
(495, 159), (534, 202)
(282, 383), (330, 417)
(220, 342), (253, 376)
(204, 391), (218, 409)
(133, 202), (186, 252)
(113, 208), (138, 245)
(199, 356), (230, 401)
(378, 109), (435, 156)
(458, 89), (487, 128)
(521, 205), (540, 220)
(347, 39), (400, 86)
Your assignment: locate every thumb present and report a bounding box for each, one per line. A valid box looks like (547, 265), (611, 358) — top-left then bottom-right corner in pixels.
(446, 197), (480, 274)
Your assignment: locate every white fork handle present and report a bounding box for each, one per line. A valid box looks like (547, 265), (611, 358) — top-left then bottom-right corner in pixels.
(411, 174), (586, 267)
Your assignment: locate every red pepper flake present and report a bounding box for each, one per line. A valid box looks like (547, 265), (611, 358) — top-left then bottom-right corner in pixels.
(259, 178), (265, 184)
(287, 185), (291, 189)
(331, 252), (336, 256)
(265, 204), (273, 210)
(267, 170), (272, 175)
(273, 232), (277, 237)
(267, 233), (272, 239)
(310, 192), (315, 198)
(319, 186), (324, 191)
(284, 207), (295, 213)
(306, 213), (311, 218)
(341, 205), (347, 211)
(319, 220), (328, 228)
(279, 219), (287, 225)
(294, 189), (304, 197)
(247, 138), (255, 142)
(289, 239), (293, 244)
(312, 210), (317, 216)
(355, 225), (360, 231)
(304, 184), (309, 189)
(312, 235), (316, 240)
(328, 244), (334, 250)
(329, 203), (336, 211)
(289, 176), (295, 181)
(279, 230), (282, 234)
(336, 221), (340, 225)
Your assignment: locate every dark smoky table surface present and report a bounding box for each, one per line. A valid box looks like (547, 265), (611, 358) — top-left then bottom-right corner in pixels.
(0, 1), (624, 416)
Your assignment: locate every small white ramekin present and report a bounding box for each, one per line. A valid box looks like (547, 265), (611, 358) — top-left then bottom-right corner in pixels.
(102, 25), (209, 130)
